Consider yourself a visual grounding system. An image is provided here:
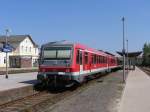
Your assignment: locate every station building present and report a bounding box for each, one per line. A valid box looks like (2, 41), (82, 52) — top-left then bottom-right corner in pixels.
(117, 51), (143, 67)
(0, 35), (39, 68)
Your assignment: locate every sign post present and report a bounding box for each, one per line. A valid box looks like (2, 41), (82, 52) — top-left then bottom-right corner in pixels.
(5, 29), (11, 79)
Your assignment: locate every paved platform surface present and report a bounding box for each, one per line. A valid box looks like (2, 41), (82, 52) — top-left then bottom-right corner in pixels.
(0, 67), (38, 75)
(119, 67), (150, 112)
(0, 72), (38, 91)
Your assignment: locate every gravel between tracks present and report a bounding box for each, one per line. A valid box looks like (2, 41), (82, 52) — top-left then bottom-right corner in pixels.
(43, 70), (124, 112)
(0, 70), (124, 112)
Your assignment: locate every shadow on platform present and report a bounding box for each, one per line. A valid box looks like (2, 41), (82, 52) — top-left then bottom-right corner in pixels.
(19, 80), (38, 84)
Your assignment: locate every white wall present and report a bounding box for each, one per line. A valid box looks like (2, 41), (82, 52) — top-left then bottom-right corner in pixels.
(0, 52), (13, 67)
(0, 36), (39, 67)
(19, 37), (39, 67)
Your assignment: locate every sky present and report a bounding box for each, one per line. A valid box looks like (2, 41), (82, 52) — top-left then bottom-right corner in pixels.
(0, 0), (150, 54)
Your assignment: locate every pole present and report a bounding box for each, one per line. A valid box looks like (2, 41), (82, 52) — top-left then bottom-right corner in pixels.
(122, 17), (126, 83)
(5, 29), (9, 79)
(126, 39), (128, 72)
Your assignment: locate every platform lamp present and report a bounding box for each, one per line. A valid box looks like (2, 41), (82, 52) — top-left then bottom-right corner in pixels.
(122, 17), (126, 83)
(5, 29), (10, 79)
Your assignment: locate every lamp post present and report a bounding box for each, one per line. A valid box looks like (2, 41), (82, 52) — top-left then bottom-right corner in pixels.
(5, 29), (10, 79)
(126, 39), (129, 72)
(122, 17), (126, 83)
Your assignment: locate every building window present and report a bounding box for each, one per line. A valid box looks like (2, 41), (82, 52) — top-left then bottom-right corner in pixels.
(21, 46), (24, 51)
(35, 48), (36, 54)
(29, 47), (31, 52)
(26, 47), (27, 52)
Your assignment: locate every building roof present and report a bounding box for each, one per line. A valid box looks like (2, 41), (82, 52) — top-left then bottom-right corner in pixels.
(116, 51), (142, 57)
(0, 35), (38, 49)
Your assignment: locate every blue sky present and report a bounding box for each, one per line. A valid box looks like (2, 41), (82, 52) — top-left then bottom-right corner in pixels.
(0, 0), (150, 54)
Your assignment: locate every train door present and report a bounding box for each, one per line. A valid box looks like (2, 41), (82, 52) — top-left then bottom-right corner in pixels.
(79, 50), (83, 74)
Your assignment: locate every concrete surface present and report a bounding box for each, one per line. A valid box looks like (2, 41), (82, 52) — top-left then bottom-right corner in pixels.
(119, 67), (150, 112)
(0, 72), (38, 91)
(0, 72), (38, 105)
(0, 67), (38, 75)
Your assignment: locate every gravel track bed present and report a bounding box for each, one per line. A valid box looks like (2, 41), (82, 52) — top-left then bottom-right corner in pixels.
(0, 70), (124, 112)
(140, 67), (150, 76)
(43, 71), (124, 112)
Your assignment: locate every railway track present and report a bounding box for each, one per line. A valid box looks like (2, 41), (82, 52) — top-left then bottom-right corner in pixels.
(0, 73), (109, 112)
(140, 67), (150, 76)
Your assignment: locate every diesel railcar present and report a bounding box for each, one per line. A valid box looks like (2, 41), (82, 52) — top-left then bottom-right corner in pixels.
(37, 41), (119, 87)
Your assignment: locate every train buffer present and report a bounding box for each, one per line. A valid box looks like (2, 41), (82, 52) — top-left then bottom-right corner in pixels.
(119, 67), (150, 112)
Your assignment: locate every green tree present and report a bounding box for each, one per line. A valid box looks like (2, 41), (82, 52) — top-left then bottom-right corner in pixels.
(142, 43), (150, 66)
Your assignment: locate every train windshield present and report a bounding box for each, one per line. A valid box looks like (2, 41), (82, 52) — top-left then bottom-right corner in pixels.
(43, 47), (71, 60)
(41, 47), (72, 67)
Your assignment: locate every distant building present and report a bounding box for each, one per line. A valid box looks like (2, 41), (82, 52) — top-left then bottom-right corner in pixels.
(0, 35), (39, 68)
(116, 51), (143, 66)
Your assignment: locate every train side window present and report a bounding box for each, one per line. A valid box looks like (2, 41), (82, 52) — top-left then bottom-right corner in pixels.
(79, 51), (82, 65)
(94, 54), (96, 64)
(100, 56), (103, 63)
(91, 54), (93, 64)
(92, 54), (94, 64)
(105, 57), (107, 63)
(76, 50), (80, 64)
(84, 52), (88, 64)
(100, 56), (102, 63)
(96, 55), (98, 64)
(103, 56), (105, 63)
(97, 55), (99, 64)
(106, 58), (107, 63)
(104, 57), (106, 63)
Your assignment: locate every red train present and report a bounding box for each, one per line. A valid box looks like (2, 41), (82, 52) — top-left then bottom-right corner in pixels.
(37, 41), (120, 87)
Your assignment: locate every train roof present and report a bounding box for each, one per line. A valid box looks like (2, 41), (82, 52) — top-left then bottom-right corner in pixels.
(42, 40), (74, 47)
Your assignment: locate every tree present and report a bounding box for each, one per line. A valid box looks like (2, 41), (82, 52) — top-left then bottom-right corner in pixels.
(142, 43), (150, 66)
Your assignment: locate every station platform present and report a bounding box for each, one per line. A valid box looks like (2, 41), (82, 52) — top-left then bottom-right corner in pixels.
(119, 67), (150, 112)
(0, 72), (38, 105)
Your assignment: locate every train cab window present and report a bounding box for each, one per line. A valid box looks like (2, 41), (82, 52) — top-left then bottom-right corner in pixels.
(76, 50), (80, 64)
(84, 52), (88, 64)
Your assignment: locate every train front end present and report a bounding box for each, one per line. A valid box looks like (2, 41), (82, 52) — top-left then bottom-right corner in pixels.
(37, 42), (74, 87)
